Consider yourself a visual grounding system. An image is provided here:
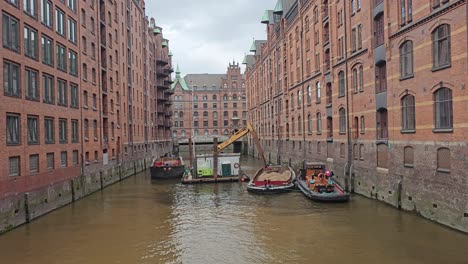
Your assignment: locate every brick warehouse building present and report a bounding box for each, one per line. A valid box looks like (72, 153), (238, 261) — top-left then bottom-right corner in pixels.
(171, 62), (247, 141)
(244, 0), (467, 232)
(0, 0), (173, 232)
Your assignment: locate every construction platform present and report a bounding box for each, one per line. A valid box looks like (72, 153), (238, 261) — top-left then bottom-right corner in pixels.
(181, 175), (240, 184)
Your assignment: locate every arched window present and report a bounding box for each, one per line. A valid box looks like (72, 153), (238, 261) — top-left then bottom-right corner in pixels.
(213, 111), (218, 119)
(316, 81), (321, 103)
(434, 88), (453, 129)
(203, 111), (208, 117)
(338, 71), (345, 97)
(203, 95), (207, 101)
(223, 111), (228, 118)
(224, 129), (229, 135)
(432, 24), (451, 68)
(401, 94), (415, 131)
(316, 112), (322, 134)
(233, 111), (238, 117)
(194, 130), (199, 136)
(181, 130), (186, 138)
(360, 115), (365, 133)
(213, 95), (217, 100)
(307, 86), (312, 105)
(233, 94), (238, 100)
(290, 94), (294, 109)
(242, 94), (246, 100)
(352, 68), (358, 93)
(339, 108), (346, 133)
(359, 65), (364, 91)
(437, 147), (450, 172)
(375, 62), (387, 93)
(354, 116), (359, 138)
(291, 117), (295, 134)
(180, 111), (184, 118)
(376, 108), (388, 140)
(307, 114), (312, 134)
(298, 116), (302, 134)
(174, 112), (179, 119)
(400, 40), (413, 78)
(297, 90), (302, 108)
(223, 94), (228, 100)
(194, 111), (199, 117)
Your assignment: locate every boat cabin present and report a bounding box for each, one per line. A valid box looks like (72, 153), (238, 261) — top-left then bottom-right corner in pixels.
(302, 162), (335, 193)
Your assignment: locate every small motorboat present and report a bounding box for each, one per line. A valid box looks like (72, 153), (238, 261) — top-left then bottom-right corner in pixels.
(297, 162), (350, 202)
(150, 155), (185, 180)
(247, 165), (295, 194)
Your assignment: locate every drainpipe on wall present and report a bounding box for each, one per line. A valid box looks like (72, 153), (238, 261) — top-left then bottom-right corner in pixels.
(300, 15), (306, 163)
(343, 0), (352, 192)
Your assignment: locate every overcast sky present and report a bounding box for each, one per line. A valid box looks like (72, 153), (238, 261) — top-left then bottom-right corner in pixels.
(145, 0), (277, 75)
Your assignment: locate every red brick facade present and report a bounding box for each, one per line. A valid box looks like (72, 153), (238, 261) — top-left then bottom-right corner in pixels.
(245, 0), (467, 232)
(171, 62), (247, 141)
(0, 0), (172, 197)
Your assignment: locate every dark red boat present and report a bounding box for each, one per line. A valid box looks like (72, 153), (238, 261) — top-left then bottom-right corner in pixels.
(150, 156), (185, 180)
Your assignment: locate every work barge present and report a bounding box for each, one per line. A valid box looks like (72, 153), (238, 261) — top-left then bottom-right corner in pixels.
(182, 123), (266, 184)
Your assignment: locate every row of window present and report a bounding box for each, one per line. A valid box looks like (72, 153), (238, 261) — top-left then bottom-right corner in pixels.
(8, 149), (78, 177)
(177, 94), (247, 101)
(280, 86), (453, 140)
(6, 114), (79, 145)
(173, 129), (233, 138)
(6, 0), (76, 18)
(3, 61), (79, 107)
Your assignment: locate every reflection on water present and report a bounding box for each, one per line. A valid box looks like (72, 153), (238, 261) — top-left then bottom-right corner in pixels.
(0, 155), (467, 264)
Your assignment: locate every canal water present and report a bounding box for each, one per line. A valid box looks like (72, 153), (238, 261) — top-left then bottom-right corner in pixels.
(0, 155), (467, 264)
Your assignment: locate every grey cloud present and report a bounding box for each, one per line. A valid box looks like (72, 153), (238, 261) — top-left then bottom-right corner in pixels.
(145, 0), (277, 74)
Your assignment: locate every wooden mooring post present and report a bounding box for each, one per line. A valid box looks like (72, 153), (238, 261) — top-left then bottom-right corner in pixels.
(189, 138), (193, 168)
(213, 137), (218, 180)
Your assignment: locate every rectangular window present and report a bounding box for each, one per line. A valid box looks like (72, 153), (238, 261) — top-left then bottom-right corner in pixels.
(6, 0), (19, 7)
(41, 35), (54, 66)
(46, 152), (54, 170)
(90, 17), (95, 34)
(9, 156), (20, 177)
(44, 117), (54, 144)
(56, 43), (67, 72)
(358, 24), (362, 49)
(27, 115), (39, 144)
(24, 0), (38, 17)
(24, 25), (38, 59)
(374, 15), (384, 47)
(58, 79), (67, 106)
(69, 50), (77, 76)
(4, 61), (21, 97)
(29, 154), (39, 173)
(59, 118), (67, 143)
(375, 63), (387, 93)
(56, 8), (65, 36)
(25, 68), (39, 100)
(352, 28), (356, 52)
(7, 114), (20, 145)
(70, 83), (78, 108)
(72, 150), (78, 165)
(60, 151), (67, 167)
(67, 0), (76, 12)
(2, 13), (20, 52)
(71, 119), (78, 142)
(41, 0), (53, 28)
(43, 74), (54, 104)
(67, 18), (77, 43)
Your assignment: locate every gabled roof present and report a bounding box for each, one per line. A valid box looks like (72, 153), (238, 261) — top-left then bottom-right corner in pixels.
(171, 65), (190, 91)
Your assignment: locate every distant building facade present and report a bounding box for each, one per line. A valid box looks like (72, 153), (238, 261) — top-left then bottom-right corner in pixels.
(244, 0), (468, 232)
(171, 62), (247, 141)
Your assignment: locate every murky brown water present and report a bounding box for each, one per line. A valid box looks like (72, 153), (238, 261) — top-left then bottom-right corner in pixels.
(0, 155), (467, 264)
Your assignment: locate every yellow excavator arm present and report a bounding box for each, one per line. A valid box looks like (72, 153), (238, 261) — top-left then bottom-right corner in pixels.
(216, 123), (267, 166)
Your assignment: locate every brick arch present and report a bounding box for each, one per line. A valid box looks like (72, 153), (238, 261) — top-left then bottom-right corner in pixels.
(429, 19), (451, 33)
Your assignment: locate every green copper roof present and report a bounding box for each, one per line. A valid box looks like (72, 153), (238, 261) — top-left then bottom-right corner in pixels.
(242, 56), (247, 65)
(162, 41), (168, 48)
(274, 0), (283, 14)
(261, 10), (270, 24)
(250, 39), (257, 52)
(171, 64), (190, 91)
(168, 52), (173, 57)
(153, 28), (161, 35)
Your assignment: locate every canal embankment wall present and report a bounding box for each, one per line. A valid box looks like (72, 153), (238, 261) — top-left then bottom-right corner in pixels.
(246, 141), (468, 234)
(0, 150), (164, 235)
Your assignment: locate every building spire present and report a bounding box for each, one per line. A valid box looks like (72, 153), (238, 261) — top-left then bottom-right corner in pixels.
(176, 63), (181, 78)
